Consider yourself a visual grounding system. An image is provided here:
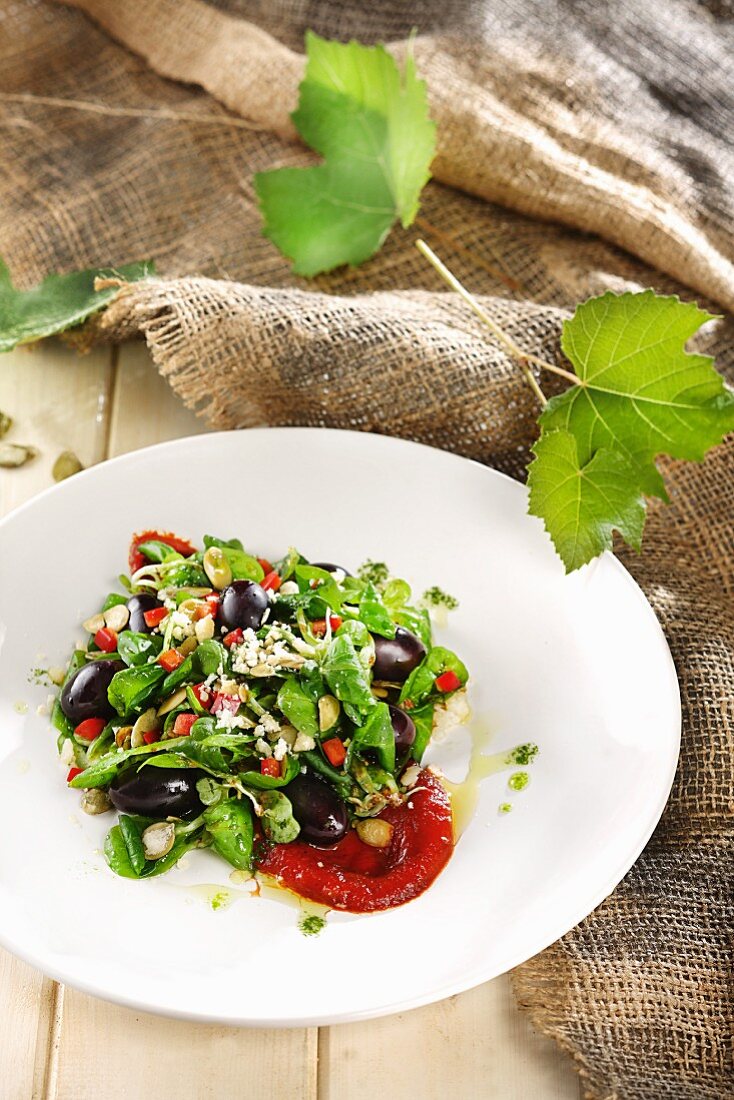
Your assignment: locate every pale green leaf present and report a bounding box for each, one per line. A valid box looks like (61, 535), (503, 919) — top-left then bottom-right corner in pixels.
(255, 33), (435, 275)
(528, 429), (646, 572)
(541, 291), (734, 499)
(0, 259), (153, 353)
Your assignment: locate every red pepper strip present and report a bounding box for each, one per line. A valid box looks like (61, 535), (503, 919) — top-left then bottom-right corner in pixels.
(191, 682), (213, 710)
(74, 717), (107, 742)
(144, 606), (168, 629)
(128, 530), (198, 574)
(205, 593), (220, 615)
(322, 737), (346, 767)
(143, 730), (161, 745)
(311, 616), (343, 638)
(211, 692), (240, 716)
(435, 670), (461, 693)
(257, 558), (274, 575)
(257, 769), (453, 913)
(94, 627), (118, 653)
(172, 713), (197, 738)
(67, 766), (84, 783)
(260, 758), (281, 778)
(223, 628), (244, 648)
(158, 648), (184, 672)
(261, 571), (282, 592)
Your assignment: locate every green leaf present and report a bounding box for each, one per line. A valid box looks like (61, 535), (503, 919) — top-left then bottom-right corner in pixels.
(203, 797), (253, 870)
(107, 662), (167, 715)
(259, 791), (300, 844)
(351, 701), (395, 772)
(322, 634), (376, 716)
(117, 630), (163, 667)
(0, 259), (153, 353)
(542, 291), (734, 499)
(69, 737), (187, 788)
(237, 754), (300, 790)
(277, 678), (319, 738)
(399, 645), (468, 709)
(255, 33), (435, 275)
(527, 429), (646, 572)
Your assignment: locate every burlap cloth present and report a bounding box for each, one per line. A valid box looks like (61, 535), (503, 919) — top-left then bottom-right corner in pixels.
(1, 1), (732, 1096)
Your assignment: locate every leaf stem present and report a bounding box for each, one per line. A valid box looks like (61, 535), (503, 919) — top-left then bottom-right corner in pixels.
(415, 239), (581, 401)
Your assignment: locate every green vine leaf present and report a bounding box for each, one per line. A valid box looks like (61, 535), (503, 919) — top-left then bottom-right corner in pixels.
(540, 291), (732, 499)
(255, 32), (436, 276)
(529, 291), (734, 571)
(527, 430), (646, 572)
(0, 259), (154, 353)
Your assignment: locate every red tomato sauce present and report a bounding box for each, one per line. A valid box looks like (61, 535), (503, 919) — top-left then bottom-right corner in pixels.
(129, 530), (199, 574)
(256, 769), (454, 912)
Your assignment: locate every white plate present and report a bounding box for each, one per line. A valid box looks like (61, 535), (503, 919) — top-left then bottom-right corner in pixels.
(0, 429), (680, 1026)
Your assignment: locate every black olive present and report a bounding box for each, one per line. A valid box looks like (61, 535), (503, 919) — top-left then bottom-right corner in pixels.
(60, 659), (124, 724)
(285, 773), (348, 847)
(388, 704), (416, 754)
(109, 766), (205, 819)
(372, 627), (426, 683)
(310, 561), (352, 577)
(219, 580), (269, 630)
(126, 593), (162, 634)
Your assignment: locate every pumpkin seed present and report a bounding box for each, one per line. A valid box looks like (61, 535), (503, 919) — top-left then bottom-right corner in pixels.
(103, 604), (129, 632)
(202, 546), (232, 590)
(52, 450), (84, 482)
(142, 821), (176, 860)
(318, 694), (341, 732)
(0, 443), (38, 468)
(0, 411), (12, 439)
(82, 613), (105, 634)
(156, 687), (188, 716)
(131, 706), (160, 747)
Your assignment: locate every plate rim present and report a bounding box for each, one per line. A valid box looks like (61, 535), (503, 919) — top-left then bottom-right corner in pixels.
(0, 427), (682, 1026)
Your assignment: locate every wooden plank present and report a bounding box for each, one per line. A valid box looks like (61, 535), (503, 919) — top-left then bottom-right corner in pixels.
(319, 974), (582, 1099)
(0, 339), (114, 1100)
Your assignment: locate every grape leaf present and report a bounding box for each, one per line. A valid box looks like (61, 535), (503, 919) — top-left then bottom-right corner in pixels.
(0, 259), (153, 353)
(255, 32), (435, 275)
(527, 430), (646, 572)
(540, 291), (734, 499)
(528, 291), (734, 571)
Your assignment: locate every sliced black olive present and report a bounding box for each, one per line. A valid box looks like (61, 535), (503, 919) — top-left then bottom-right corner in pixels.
(126, 593), (162, 634)
(285, 773), (348, 847)
(219, 580), (269, 630)
(60, 659), (124, 724)
(109, 766), (205, 819)
(372, 627), (426, 683)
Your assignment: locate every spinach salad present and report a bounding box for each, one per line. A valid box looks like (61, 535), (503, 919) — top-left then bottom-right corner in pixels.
(53, 531), (468, 909)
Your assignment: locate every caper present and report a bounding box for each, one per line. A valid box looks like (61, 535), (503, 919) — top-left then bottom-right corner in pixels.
(356, 818), (394, 848)
(203, 546), (232, 591)
(80, 789), (112, 815)
(52, 450), (84, 482)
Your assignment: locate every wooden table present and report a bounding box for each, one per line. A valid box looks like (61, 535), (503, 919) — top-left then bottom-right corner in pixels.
(0, 340), (582, 1100)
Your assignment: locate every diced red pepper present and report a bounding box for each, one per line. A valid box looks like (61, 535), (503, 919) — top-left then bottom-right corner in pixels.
(93, 627), (118, 653)
(191, 682), (213, 710)
(261, 570), (282, 592)
(67, 766), (83, 783)
(158, 648), (184, 672)
(435, 669), (462, 693)
(172, 713), (197, 738)
(311, 615), (343, 637)
(223, 628), (244, 648)
(211, 692), (240, 716)
(74, 717), (107, 742)
(257, 558), (274, 575)
(143, 729), (161, 745)
(322, 737), (346, 767)
(144, 606), (168, 629)
(205, 593), (220, 616)
(260, 758), (281, 778)
(129, 530), (198, 574)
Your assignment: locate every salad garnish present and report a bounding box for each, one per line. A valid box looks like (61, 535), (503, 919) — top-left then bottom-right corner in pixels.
(51, 531), (469, 912)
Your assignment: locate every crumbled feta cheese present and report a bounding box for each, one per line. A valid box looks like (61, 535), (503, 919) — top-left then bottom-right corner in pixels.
(401, 763), (422, 788)
(331, 568), (346, 585)
(431, 689), (471, 741)
(272, 738), (289, 761)
(255, 737), (272, 757)
(279, 580), (299, 596)
(260, 712), (281, 735)
(293, 732), (316, 753)
(169, 609), (195, 642)
(214, 709), (249, 732)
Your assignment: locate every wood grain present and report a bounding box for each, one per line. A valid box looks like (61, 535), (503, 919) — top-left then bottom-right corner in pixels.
(0, 338), (580, 1100)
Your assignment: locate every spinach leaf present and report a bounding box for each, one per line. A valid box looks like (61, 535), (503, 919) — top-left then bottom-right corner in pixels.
(322, 634), (376, 715)
(277, 678), (319, 737)
(203, 534), (244, 551)
(274, 546), (306, 580)
(301, 750), (353, 799)
(104, 819), (203, 879)
(399, 646), (468, 708)
(52, 649), (86, 747)
(382, 578), (411, 611)
(117, 630), (163, 667)
(87, 720), (117, 761)
(194, 639), (227, 678)
(358, 582), (395, 638)
(336, 619), (371, 648)
(160, 653), (195, 695)
(138, 752), (191, 769)
(203, 536), (264, 581)
(101, 592), (129, 613)
(108, 662), (167, 716)
(196, 777), (223, 805)
(260, 791), (300, 843)
(351, 701), (395, 772)
(136, 540), (183, 564)
(164, 562), (209, 588)
(69, 737), (186, 788)
(118, 814), (149, 874)
(394, 606), (432, 649)
(408, 702), (435, 762)
(298, 660), (326, 703)
(203, 797), (253, 870)
(270, 589), (329, 622)
(238, 754), (300, 789)
(295, 564), (343, 611)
